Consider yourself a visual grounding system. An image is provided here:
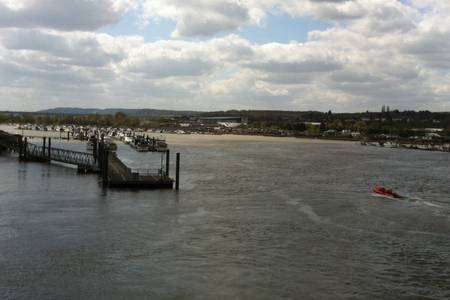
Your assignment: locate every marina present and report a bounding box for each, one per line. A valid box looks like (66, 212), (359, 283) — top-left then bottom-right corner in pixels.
(15, 124), (169, 153)
(0, 130), (179, 190)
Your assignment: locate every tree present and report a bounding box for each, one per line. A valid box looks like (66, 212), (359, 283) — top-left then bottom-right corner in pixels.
(0, 113), (7, 124)
(444, 126), (450, 138)
(353, 121), (367, 134)
(114, 112), (127, 126)
(307, 124), (321, 136)
(124, 117), (140, 128)
(21, 113), (35, 124)
(328, 119), (343, 131)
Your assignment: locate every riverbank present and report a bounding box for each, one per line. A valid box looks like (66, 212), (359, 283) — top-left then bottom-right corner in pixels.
(3, 125), (448, 152)
(0, 124), (357, 146)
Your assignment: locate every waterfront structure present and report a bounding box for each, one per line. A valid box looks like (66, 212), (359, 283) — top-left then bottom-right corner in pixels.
(0, 131), (180, 189)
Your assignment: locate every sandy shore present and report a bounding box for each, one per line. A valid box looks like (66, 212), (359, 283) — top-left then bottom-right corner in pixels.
(0, 124), (354, 146)
(160, 133), (353, 146)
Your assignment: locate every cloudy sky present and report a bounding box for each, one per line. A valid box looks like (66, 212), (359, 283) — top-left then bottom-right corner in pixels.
(0, 0), (449, 112)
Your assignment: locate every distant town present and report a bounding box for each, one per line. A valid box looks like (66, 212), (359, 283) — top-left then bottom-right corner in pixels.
(1, 107), (449, 144)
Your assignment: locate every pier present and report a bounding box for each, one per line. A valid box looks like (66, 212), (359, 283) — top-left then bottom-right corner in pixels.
(0, 130), (179, 190)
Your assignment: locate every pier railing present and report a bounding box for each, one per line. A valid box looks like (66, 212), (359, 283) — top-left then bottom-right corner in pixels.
(49, 146), (96, 169)
(108, 154), (163, 179)
(25, 143), (97, 170)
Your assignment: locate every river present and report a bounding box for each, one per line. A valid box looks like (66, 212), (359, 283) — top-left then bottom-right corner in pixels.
(0, 132), (449, 299)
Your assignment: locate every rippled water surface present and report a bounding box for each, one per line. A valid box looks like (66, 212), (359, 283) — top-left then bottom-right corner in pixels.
(0, 135), (449, 299)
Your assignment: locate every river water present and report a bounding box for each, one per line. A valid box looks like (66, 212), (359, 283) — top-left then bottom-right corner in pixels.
(0, 133), (449, 299)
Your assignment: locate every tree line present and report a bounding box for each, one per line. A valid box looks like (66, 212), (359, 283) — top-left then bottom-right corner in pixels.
(1, 110), (449, 138)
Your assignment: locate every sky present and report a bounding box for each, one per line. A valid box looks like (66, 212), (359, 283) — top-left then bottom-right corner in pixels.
(0, 0), (449, 112)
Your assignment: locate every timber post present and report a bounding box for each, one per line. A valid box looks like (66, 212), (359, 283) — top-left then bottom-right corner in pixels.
(165, 150), (170, 178)
(98, 142), (104, 172)
(48, 138), (51, 161)
(102, 147), (109, 187)
(93, 138), (98, 163)
(43, 137), (46, 155)
(24, 137), (28, 160)
(175, 153), (180, 190)
(18, 136), (23, 160)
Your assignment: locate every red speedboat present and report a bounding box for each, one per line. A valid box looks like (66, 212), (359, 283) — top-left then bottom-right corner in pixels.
(373, 185), (403, 199)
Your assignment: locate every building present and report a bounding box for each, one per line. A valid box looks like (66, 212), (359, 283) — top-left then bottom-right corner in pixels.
(198, 116), (248, 127)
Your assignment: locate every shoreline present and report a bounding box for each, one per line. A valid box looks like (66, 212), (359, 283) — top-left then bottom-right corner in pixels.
(2, 125), (447, 151)
(0, 125), (357, 145)
(161, 133), (357, 145)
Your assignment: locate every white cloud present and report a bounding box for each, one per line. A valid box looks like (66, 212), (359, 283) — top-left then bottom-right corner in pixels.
(140, 0), (374, 38)
(141, 0), (252, 38)
(0, 0), (449, 111)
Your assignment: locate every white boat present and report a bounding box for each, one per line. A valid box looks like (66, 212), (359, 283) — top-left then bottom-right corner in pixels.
(123, 136), (133, 144)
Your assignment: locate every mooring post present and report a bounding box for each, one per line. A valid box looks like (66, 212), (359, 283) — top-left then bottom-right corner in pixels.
(93, 138), (98, 163)
(102, 149), (109, 187)
(24, 137), (28, 160)
(98, 142), (103, 171)
(165, 150), (170, 177)
(18, 136), (23, 160)
(67, 131), (70, 140)
(175, 153), (180, 190)
(43, 137), (46, 156)
(48, 138), (51, 161)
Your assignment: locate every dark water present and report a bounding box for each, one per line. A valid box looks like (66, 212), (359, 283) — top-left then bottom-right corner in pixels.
(0, 138), (449, 299)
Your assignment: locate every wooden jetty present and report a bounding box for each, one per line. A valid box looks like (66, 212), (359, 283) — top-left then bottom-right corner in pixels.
(106, 151), (173, 189)
(0, 130), (180, 190)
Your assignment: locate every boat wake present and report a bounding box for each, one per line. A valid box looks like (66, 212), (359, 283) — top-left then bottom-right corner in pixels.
(406, 196), (444, 208)
(372, 192), (444, 208)
(371, 193), (401, 200)
(420, 201), (442, 208)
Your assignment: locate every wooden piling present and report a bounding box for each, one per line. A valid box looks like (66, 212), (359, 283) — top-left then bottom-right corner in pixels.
(175, 153), (180, 190)
(93, 138), (98, 163)
(102, 146), (109, 187)
(165, 150), (170, 177)
(24, 137), (28, 160)
(18, 136), (23, 160)
(48, 138), (51, 161)
(98, 142), (104, 172)
(43, 137), (46, 153)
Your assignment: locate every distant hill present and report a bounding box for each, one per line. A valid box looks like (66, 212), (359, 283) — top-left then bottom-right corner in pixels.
(38, 107), (200, 117)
